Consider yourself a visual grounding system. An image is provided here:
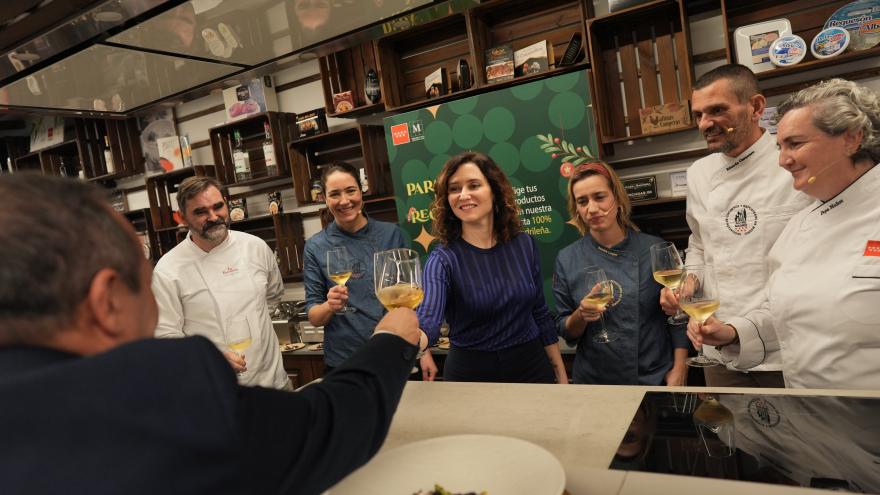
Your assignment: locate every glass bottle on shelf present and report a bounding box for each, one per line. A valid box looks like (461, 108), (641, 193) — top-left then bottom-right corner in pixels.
(232, 129), (251, 182)
(103, 135), (115, 174)
(262, 121), (277, 176)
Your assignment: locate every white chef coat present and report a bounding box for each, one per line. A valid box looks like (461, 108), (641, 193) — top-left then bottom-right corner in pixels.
(722, 164), (880, 389)
(152, 230), (289, 389)
(686, 130), (811, 371)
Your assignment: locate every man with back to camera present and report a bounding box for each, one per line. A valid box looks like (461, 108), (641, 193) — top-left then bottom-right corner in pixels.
(0, 174), (423, 495)
(151, 176), (290, 389)
(660, 64), (811, 387)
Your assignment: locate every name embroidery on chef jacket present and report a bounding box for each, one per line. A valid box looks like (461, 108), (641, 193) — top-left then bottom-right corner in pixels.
(725, 204), (758, 236)
(222, 265), (239, 276)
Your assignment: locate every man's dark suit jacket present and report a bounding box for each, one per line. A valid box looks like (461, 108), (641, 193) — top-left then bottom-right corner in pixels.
(0, 333), (417, 495)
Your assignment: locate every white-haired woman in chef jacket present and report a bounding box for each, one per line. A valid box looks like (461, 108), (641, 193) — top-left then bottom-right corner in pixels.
(689, 78), (880, 390)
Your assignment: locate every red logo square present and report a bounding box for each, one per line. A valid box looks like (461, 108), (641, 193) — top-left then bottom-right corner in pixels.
(390, 123), (410, 146)
(864, 240), (880, 257)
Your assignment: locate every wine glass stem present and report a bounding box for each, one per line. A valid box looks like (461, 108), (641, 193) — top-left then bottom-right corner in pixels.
(597, 313), (608, 340)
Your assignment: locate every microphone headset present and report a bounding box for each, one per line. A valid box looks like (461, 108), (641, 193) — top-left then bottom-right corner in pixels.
(725, 127), (735, 133)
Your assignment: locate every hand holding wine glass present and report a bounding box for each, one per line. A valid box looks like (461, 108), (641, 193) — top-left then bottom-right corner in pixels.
(375, 248), (427, 353)
(327, 246), (355, 315)
(679, 265), (720, 368)
(583, 267), (619, 343)
(225, 317), (252, 377)
(650, 242), (688, 325)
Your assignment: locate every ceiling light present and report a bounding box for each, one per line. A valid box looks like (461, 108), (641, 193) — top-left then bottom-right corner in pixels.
(94, 11), (124, 22)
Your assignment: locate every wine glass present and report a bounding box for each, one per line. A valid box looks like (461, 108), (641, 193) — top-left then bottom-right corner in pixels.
(679, 264), (720, 368)
(327, 246), (355, 315)
(375, 248), (423, 310)
(650, 241), (688, 325)
(583, 267), (619, 343)
(693, 395), (735, 458)
(225, 316), (253, 377)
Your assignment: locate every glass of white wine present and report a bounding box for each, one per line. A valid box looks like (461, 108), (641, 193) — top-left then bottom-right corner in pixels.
(650, 241), (688, 325)
(225, 316), (252, 378)
(327, 246), (355, 315)
(679, 264), (720, 368)
(693, 395), (735, 458)
(584, 267), (618, 344)
(375, 248), (424, 310)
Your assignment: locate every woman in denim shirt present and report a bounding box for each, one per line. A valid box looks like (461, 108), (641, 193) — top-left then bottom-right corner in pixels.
(553, 161), (688, 385)
(303, 162), (408, 371)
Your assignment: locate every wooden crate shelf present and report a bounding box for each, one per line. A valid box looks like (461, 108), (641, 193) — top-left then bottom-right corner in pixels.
(722, 0), (880, 81)
(588, 0), (694, 150)
(288, 125), (391, 206)
(468, 0), (592, 86)
(319, 40), (384, 118)
(230, 212), (305, 282)
(209, 111), (296, 186)
(145, 165), (218, 234)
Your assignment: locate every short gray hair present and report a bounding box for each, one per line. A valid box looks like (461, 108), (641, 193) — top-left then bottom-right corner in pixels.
(0, 174), (142, 345)
(778, 78), (880, 164)
(176, 176), (223, 213)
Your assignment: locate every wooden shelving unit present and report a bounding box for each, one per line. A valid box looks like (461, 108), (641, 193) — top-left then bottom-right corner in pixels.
(288, 125), (391, 206)
(208, 111), (297, 186)
(587, 0), (694, 154)
(631, 196), (689, 250)
(230, 212), (306, 282)
(319, 40), (385, 118)
(722, 0), (879, 81)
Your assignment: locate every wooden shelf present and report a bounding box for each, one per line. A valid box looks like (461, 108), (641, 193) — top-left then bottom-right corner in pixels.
(757, 45), (880, 81)
(630, 194), (689, 250)
(208, 111), (296, 186)
(288, 125), (391, 206)
(230, 212), (306, 282)
(319, 40), (384, 117)
(588, 0), (694, 153)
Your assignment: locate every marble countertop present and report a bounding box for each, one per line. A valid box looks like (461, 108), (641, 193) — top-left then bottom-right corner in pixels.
(360, 382), (879, 495)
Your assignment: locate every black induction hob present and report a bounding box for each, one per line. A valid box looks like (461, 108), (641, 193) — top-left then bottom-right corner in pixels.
(610, 392), (880, 493)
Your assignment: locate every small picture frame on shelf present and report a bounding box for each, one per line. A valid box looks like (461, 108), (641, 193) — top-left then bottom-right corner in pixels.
(734, 19), (792, 73)
(296, 108), (328, 138)
(485, 45), (514, 84)
(228, 198), (248, 222)
(514, 40), (555, 77)
(424, 67), (448, 99)
(332, 91), (355, 113)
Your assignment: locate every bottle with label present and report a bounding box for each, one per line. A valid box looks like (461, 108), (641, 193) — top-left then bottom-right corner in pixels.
(262, 121), (277, 176)
(232, 129), (251, 182)
(103, 135), (115, 174)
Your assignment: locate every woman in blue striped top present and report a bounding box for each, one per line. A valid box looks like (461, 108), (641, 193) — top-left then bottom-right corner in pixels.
(417, 152), (568, 384)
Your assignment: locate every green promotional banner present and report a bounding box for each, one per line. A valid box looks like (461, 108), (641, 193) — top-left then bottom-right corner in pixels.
(382, 70), (599, 308)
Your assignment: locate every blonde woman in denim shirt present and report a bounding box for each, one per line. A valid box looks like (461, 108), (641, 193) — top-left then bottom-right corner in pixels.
(553, 162), (688, 385)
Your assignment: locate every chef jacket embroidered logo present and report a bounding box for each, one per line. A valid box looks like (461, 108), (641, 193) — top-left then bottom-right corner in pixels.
(748, 398), (780, 427)
(864, 240), (880, 257)
(222, 266), (239, 276)
(726, 204), (758, 236)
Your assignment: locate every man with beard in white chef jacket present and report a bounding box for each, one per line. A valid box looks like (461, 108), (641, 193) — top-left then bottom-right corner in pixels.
(152, 176), (290, 389)
(660, 64), (811, 387)
(689, 78), (880, 390)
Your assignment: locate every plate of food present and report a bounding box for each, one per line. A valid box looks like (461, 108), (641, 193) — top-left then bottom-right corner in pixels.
(279, 342), (305, 352)
(329, 434), (565, 495)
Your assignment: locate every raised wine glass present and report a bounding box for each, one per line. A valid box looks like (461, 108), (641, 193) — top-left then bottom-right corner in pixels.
(679, 264), (720, 368)
(584, 266), (619, 344)
(650, 241), (688, 325)
(225, 316), (252, 378)
(327, 246), (355, 315)
(375, 248), (424, 310)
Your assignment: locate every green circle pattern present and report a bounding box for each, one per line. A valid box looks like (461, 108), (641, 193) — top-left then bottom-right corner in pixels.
(483, 107), (516, 143)
(519, 136), (552, 172)
(401, 159), (429, 186)
(511, 80), (544, 101)
(428, 154), (451, 179)
(424, 121), (453, 155)
(448, 96), (479, 115)
(489, 142), (520, 176)
(548, 92), (585, 129)
(545, 71), (580, 92)
(452, 114), (483, 149)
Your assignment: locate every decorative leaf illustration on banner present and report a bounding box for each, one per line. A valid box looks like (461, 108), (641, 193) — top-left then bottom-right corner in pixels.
(536, 133), (594, 178)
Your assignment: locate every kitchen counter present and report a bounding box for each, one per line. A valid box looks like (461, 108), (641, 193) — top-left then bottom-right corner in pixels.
(360, 382), (880, 495)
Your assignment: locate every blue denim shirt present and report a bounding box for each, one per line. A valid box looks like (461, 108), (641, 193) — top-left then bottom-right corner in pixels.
(553, 229), (688, 385)
(303, 218), (406, 367)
